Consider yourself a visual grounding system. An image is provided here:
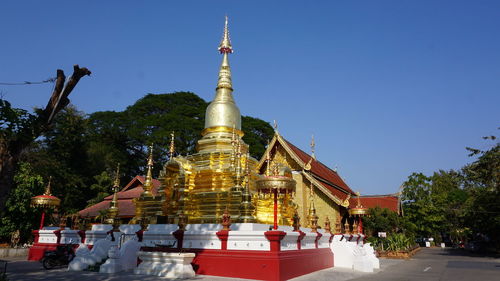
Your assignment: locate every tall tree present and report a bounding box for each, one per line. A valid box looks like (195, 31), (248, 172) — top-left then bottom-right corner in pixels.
(0, 65), (91, 212)
(0, 162), (44, 243)
(462, 141), (499, 248)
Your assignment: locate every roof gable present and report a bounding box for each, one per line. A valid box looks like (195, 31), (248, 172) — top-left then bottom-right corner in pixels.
(257, 134), (355, 202)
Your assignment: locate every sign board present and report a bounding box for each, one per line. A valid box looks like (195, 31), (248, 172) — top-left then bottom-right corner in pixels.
(378, 232), (387, 238)
(425, 242), (431, 247)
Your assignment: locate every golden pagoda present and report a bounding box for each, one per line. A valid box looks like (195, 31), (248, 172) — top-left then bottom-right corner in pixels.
(105, 163), (121, 228)
(131, 145), (164, 226)
(158, 16), (273, 224)
(130, 17), (297, 225)
(132, 17), (393, 229)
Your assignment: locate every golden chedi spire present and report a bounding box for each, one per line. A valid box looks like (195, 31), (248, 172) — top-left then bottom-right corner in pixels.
(106, 163), (120, 227)
(143, 144), (154, 197)
(308, 183), (319, 232)
(169, 131), (175, 158)
(110, 163), (120, 210)
(202, 16), (242, 138)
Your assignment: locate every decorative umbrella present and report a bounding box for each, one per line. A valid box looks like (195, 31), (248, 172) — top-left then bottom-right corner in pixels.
(256, 160), (295, 230)
(31, 177), (61, 229)
(348, 192), (367, 234)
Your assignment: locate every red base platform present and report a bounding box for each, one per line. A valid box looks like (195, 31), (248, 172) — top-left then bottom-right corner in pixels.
(192, 248), (333, 281)
(28, 243), (58, 261)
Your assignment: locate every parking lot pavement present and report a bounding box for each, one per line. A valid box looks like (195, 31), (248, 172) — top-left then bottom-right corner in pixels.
(8, 248), (497, 281)
(4, 256), (401, 281)
(349, 248), (500, 281)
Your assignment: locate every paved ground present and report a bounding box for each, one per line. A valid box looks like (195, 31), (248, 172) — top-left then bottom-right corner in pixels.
(349, 248), (500, 281)
(2, 248), (499, 281)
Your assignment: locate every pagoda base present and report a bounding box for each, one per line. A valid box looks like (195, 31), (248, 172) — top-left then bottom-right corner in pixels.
(28, 243), (58, 261)
(192, 248), (333, 281)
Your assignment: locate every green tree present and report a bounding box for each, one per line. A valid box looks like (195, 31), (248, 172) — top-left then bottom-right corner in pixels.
(0, 162), (44, 243)
(462, 141), (499, 249)
(401, 173), (448, 238)
(25, 106), (91, 213)
(85, 92), (274, 179)
(363, 206), (415, 237)
(86, 171), (113, 207)
(0, 66), (91, 213)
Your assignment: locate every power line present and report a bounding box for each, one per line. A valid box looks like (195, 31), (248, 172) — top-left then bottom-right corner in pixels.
(0, 77), (57, 86)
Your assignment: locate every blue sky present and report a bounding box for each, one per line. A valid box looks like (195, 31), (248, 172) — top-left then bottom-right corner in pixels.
(1, 1), (499, 195)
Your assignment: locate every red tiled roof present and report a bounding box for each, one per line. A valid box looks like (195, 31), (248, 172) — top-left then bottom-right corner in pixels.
(79, 199), (136, 218)
(349, 195), (400, 214)
(315, 179), (351, 201)
(103, 176), (161, 200)
(283, 139), (355, 195)
(79, 176), (161, 218)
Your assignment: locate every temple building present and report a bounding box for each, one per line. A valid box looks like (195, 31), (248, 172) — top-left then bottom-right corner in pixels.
(78, 17), (401, 233)
(78, 176), (161, 224)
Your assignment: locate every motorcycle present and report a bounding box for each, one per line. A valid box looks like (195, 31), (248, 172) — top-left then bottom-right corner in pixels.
(41, 244), (76, 269)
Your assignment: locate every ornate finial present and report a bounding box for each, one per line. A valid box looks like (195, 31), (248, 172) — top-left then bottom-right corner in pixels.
(169, 131), (175, 158)
(113, 163), (120, 188)
(108, 163), (120, 228)
(308, 182), (319, 232)
(235, 137), (242, 186)
(292, 210), (301, 232)
(218, 15), (233, 54)
(335, 216), (342, 234)
(44, 176), (53, 196)
(221, 206), (231, 231)
(143, 144), (154, 196)
(352, 220), (359, 235)
(110, 163), (120, 210)
(216, 16), (233, 91)
(203, 16), (241, 131)
(266, 140), (271, 176)
(273, 120), (278, 133)
(230, 125), (237, 170)
(239, 152), (256, 223)
(356, 191), (362, 208)
(341, 193), (351, 208)
(344, 220), (351, 234)
(324, 216), (332, 234)
(147, 144), (154, 166)
(310, 134), (316, 160)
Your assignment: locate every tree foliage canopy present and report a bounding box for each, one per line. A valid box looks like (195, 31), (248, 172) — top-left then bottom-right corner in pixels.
(400, 137), (499, 250)
(0, 91), (273, 242)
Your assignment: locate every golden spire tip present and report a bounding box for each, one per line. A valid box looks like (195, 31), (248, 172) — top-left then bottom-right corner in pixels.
(114, 163), (120, 188)
(169, 132), (175, 158)
(310, 134), (316, 160)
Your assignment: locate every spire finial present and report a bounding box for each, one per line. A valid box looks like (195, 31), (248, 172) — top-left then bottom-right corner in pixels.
(308, 182), (318, 232)
(273, 120), (279, 134)
(310, 134), (316, 160)
(356, 191), (362, 208)
(218, 15), (233, 54)
(169, 131), (175, 158)
(203, 16), (241, 132)
(216, 16), (234, 91)
(143, 144), (154, 196)
(230, 124), (237, 170)
(111, 163), (120, 209)
(113, 163), (120, 188)
(266, 139), (271, 176)
(44, 176), (53, 196)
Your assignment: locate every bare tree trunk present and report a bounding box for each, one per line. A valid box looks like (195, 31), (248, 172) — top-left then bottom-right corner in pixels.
(0, 65), (91, 212)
